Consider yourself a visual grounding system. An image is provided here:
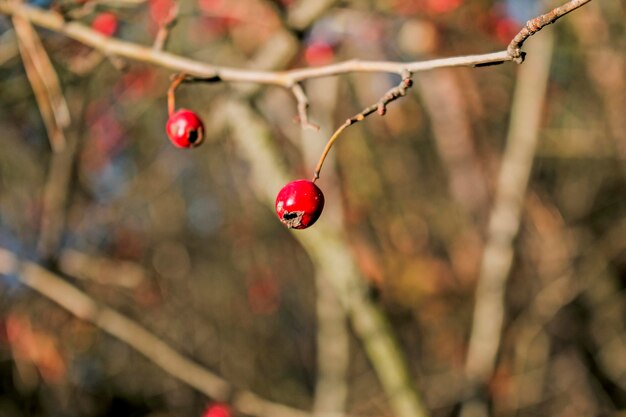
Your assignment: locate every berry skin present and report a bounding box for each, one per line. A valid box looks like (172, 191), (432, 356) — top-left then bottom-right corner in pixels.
(275, 180), (324, 229)
(166, 109), (205, 148)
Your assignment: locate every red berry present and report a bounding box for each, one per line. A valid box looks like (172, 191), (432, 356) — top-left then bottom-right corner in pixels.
(91, 12), (118, 37)
(149, 0), (175, 25)
(426, 0), (463, 14)
(275, 180), (324, 229)
(202, 403), (231, 417)
(166, 109), (205, 148)
(304, 41), (334, 66)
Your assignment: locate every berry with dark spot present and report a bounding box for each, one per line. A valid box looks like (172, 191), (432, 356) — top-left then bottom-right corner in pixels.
(166, 109), (205, 148)
(275, 180), (324, 229)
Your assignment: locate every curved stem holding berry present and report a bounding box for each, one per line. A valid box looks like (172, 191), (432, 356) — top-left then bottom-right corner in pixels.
(313, 120), (350, 182)
(312, 70), (413, 182)
(167, 73), (186, 116)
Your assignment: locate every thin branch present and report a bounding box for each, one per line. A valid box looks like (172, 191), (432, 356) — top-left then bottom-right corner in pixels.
(313, 71), (412, 181)
(152, 2), (179, 51)
(0, 2), (512, 88)
(291, 83), (319, 130)
(0, 247), (310, 417)
(12, 14), (70, 152)
(167, 72), (185, 115)
(507, 0), (593, 61)
(58, 248), (147, 288)
(37, 133), (79, 259)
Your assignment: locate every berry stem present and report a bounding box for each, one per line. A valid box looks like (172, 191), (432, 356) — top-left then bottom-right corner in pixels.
(312, 71), (413, 182)
(167, 73), (186, 116)
(312, 119), (351, 182)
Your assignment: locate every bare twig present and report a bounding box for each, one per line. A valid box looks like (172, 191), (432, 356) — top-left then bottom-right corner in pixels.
(152, 2), (179, 51)
(507, 0), (593, 62)
(461, 32), (555, 417)
(0, 0), (593, 86)
(0, 247), (310, 417)
(0, 2), (510, 88)
(37, 133), (79, 259)
(312, 71), (412, 181)
(291, 83), (319, 130)
(12, 14), (70, 152)
(58, 249), (147, 288)
(0, 0), (593, 141)
(167, 72), (185, 115)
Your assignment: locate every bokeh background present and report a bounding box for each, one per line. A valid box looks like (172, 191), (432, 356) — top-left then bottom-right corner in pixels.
(0, 0), (625, 416)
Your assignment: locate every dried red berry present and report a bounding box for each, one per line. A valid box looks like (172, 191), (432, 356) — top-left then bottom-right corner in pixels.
(166, 109), (205, 148)
(275, 180), (324, 229)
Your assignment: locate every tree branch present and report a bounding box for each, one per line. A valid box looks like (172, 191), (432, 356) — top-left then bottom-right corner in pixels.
(507, 0), (593, 62)
(0, 247), (310, 417)
(0, 2), (510, 89)
(0, 0), (594, 86)
(291, 83), (319, 130)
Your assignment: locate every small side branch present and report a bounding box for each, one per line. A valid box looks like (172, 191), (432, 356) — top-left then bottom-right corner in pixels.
(313, 70), (412, 181)
(291, 83), (319, 131)
(152, 2), (179, 51)
(507, 0), (593, 62)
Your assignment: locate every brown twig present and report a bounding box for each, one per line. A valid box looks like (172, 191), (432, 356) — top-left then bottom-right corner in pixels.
(0, 0), (593, 136)
(312, 71), (412, 181)
(291, 83), (319, 130)
(12, 14), (70, 152)
(167, 72), (185, 115)
(0, 2), (510, 87)
(507, 0), (593, 62)
(152, 2), (179, 51)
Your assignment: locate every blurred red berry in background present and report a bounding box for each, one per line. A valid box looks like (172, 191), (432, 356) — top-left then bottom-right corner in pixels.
(304, 41), (334, 67)
(149, 0), (175, 25)
(91, 12), (118, 37)
(202, 403), (231, 417)
(493, 16), (518, 45)
(426, 0), (463, 14)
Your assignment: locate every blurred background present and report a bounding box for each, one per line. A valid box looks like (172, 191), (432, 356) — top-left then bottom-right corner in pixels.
(0, 0), (625, 416)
